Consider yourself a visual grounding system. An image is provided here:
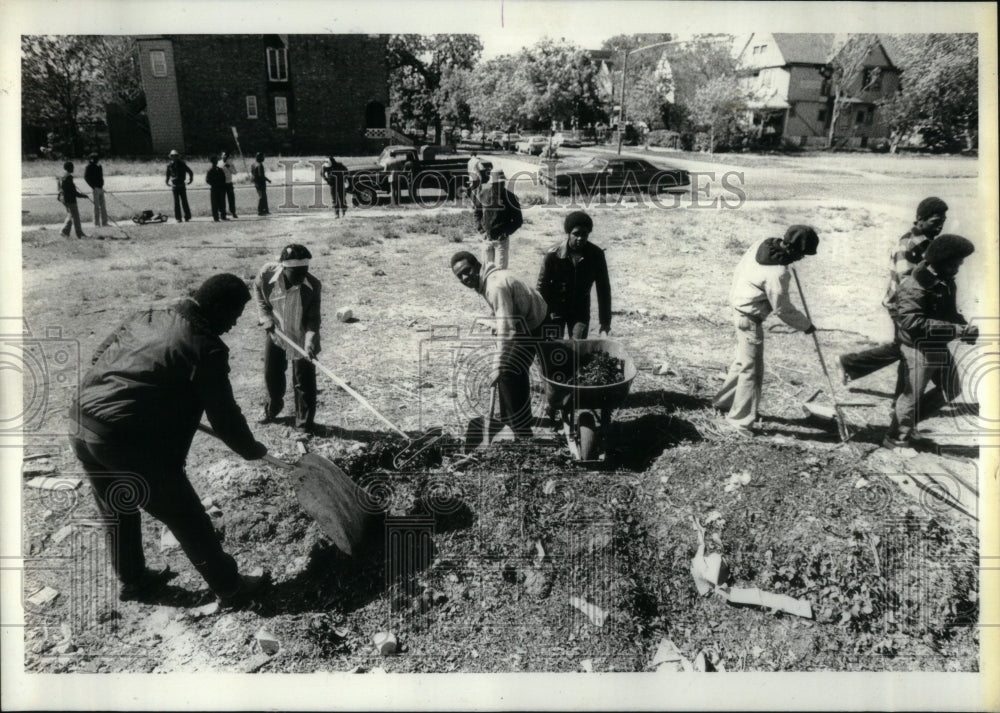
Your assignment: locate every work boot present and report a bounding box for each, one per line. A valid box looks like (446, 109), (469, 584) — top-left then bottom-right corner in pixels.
(119, 565), (176, 602)
(217, 570), (271, 610)
(882, 429), (930, 450)
(257, 408), (279, 425)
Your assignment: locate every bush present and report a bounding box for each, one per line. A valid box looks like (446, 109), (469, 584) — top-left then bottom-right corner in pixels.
(646, 130), (681, 149)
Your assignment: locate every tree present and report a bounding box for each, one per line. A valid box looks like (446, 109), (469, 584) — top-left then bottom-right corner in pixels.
(601, 35), (675, 129)
(467, 55), (526, 131)
(881, 34), (977, 152)
(687, 76), (751, 152)
(387, 34), (482, 144)
(516, 38), (604, 128)
(821, 34), (883, 149)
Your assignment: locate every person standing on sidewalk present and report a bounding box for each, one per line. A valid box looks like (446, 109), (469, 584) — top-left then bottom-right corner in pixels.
(206, 156), (229, 222)
(165, 149), (194, 222)
(84, 153), (109, 228)
(68, 274), (271, 608)
(473, 168), (522, 269)
(222, 152), (239, 218)
(58, 161), (88, 239)
(839, 197), (948, 385)
(466, 151), (484, 198)
(251, 152), (271, 216)
(322, 156), (348, 218)
(713, 225), (820, 436)
(253, 244), (322, 435)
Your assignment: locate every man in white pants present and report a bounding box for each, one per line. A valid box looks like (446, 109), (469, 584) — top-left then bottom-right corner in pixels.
(473, 168), (522, 269)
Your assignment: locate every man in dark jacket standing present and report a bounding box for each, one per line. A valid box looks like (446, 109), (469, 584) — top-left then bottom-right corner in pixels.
(58, 161), (88, 239)
(165, 149), (194, 222)
(322, 156), (348, 218)
(253, 244), (322, 434)
(206, 156), (228, 222)
(536, 210), (612, 339)
(473, 168), (522, 269)
(84, 153), (108, 228)
(839, 197), (948, 384)
(884, 234), (977, 448)
(251, 152), (271, 216)
(68, 274), (270, 607)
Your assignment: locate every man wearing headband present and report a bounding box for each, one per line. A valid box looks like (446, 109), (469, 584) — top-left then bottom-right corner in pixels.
(713, 225), (820, 436)
(253, 244), (322, 434)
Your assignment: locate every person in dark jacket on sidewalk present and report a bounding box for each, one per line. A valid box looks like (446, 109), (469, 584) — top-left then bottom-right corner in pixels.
(473, 168), (522, 269)
(68, 274), (270, 608)
(165, 149), (194, 222)
(322, 156), (348, 218)
(253, 244), (322, 434)
(206, 156), (228, 222)
(222, 152), (239, 218)
(84, 153), (108, 227)
(251, 152), (271, 216)
(884, 234), (977, 449)
(58, 161), (88, 239)
(536, 210), (612, 339)
(839, 197), (948, 384)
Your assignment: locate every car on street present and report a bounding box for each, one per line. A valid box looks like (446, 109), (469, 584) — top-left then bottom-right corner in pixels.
(552, 132), (582, 149)
(540, 156), (690, 197)
(488, 130), (521, 151)
(516, 136), (551, 155)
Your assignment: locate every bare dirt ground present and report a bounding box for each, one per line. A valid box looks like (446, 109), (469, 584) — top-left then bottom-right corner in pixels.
(16, 152), (989, 673)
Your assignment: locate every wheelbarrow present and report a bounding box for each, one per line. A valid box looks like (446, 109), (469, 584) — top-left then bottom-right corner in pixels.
(537, 338), (637, 463)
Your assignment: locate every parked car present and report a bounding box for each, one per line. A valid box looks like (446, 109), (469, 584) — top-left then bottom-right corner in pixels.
(488, 130), (521, 151)
(552, 132), (582, 149)
(516, 136), (550, 155)
(540, 156), (690, 197)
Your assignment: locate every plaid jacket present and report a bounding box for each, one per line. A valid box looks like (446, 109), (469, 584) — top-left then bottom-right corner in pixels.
(882, 226), (932, 308)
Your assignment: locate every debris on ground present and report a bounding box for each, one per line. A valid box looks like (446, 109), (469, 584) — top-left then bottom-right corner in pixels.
(726, 587), (814, 619)
(254, 628), (280, 655)
(650, 638), (692, 672)
(51, 525), (74, 544)
(24, 477), (81, 491)
(159, 528), (180, 552)
(690, 516), (731, 595)
(580, 658), (594, 672)
(568, 596), (608, 627)
(569, 351), (626, 387)
(373, 631), (397, 656)
(26, 586), (60, 607)
(723, 470), (752, 493)
(336, 307), (355, 322)
(22, 459), (57, 477)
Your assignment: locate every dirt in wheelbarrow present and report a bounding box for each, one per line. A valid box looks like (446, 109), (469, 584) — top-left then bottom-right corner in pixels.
(569, 351), (627, 387)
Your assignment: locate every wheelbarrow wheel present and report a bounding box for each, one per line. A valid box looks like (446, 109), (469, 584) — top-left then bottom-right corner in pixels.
(577, 411), (600, 461)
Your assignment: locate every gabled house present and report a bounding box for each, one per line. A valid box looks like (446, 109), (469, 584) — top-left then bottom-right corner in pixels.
(136, 34), (391, 156)
(735, 33), (900, 148)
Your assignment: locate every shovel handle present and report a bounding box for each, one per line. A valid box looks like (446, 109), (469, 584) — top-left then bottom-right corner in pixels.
(197, 423), (294, 470)
(271, 328), (409, 439)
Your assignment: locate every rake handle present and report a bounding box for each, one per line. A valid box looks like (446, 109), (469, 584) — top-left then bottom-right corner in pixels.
(271, 328), (409, 439)
(790, 268), (851, 441)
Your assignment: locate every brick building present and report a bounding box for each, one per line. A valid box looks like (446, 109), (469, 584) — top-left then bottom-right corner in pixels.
(136, 34), (390, 156)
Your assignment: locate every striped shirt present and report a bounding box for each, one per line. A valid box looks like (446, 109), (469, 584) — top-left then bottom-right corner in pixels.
(882, 227), (932, 308)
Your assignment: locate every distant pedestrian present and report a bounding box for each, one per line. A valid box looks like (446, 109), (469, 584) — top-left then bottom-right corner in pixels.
(466, 151), (484, 198)
(206, 156), (228, 222)
(84, 153), (108, 228)
(251, 152), (271, 216)
(58, 161), (88, 239)
(713, 226), (820, 436)
(165, 149), (193, 222)
(473, 168), (522, 269)
(322, 156), (348, 218)
(839, 197), (949, 385)
(222, 152), (238, 218)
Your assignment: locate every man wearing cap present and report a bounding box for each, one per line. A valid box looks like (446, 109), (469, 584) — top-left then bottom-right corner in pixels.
(84, 153), (109, 228)
(322, 155), (348, 218)
(713, 226), (820, 435)
(165, 150), (194, 222)
(222, 152), (239, 218)
(251, 152), (271, 216)
(58, 161), (88, 239)
(451, 251), (549, 440)
(68, 274), (271, 608)
(839, 197), (949, 384)
(253, 244), (322, 434)
(536, 210), (612, 339)
(884, 234), (977, 449)
(206, 156), (228, 222)
(473, 168), (523, 269)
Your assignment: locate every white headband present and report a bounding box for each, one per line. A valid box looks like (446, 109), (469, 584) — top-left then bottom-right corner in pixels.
(281, 258), (310, 268)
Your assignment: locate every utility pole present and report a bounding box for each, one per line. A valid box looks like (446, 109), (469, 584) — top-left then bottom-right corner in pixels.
(616, 40), (674, 156)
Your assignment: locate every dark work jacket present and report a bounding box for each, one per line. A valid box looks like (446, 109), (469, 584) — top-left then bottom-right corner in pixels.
(71, 298), (261, 466)
(166, 159), (194, 187)
(474, 183), (523, 240)
(84, 162), (104, 189)
(536, 240), (612, 329)
(59, 173), (87, 205)
(206, 166), (226, 189)
(888, 261), (967, 348)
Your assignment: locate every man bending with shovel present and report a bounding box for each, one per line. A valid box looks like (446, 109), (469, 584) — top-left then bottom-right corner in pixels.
(254, 244), (322, 435)
(451, 251), (549, 442)
(713, 226), (820, 436)
(69, 274), (270, 608)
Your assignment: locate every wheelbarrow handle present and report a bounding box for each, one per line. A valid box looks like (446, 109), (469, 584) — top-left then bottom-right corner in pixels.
(197, 423), (294, 470)
(271, 327), (409, 439)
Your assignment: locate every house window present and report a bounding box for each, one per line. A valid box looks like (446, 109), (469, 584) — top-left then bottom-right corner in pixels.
(820, 79), (831, 96)
(818, 108), (827, 123)
(267, 47), (288, 82)
(856, 110), (866, 125)
(862, 67), (882, 91)
(274, 96), (289, 128)
(788, 105), (796, 118)
(246, 96), (258, 119)
(150, 50), (167, 77)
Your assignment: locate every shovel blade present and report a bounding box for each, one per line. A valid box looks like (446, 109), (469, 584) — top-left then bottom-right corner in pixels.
(290, 453), (368, 556)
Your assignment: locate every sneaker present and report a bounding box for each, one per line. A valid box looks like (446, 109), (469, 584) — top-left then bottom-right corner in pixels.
(882, 431), (929, 450)
(217, 570), (271, 610)
(119, 565), (175, 602)
(257, 413), (277, 425)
